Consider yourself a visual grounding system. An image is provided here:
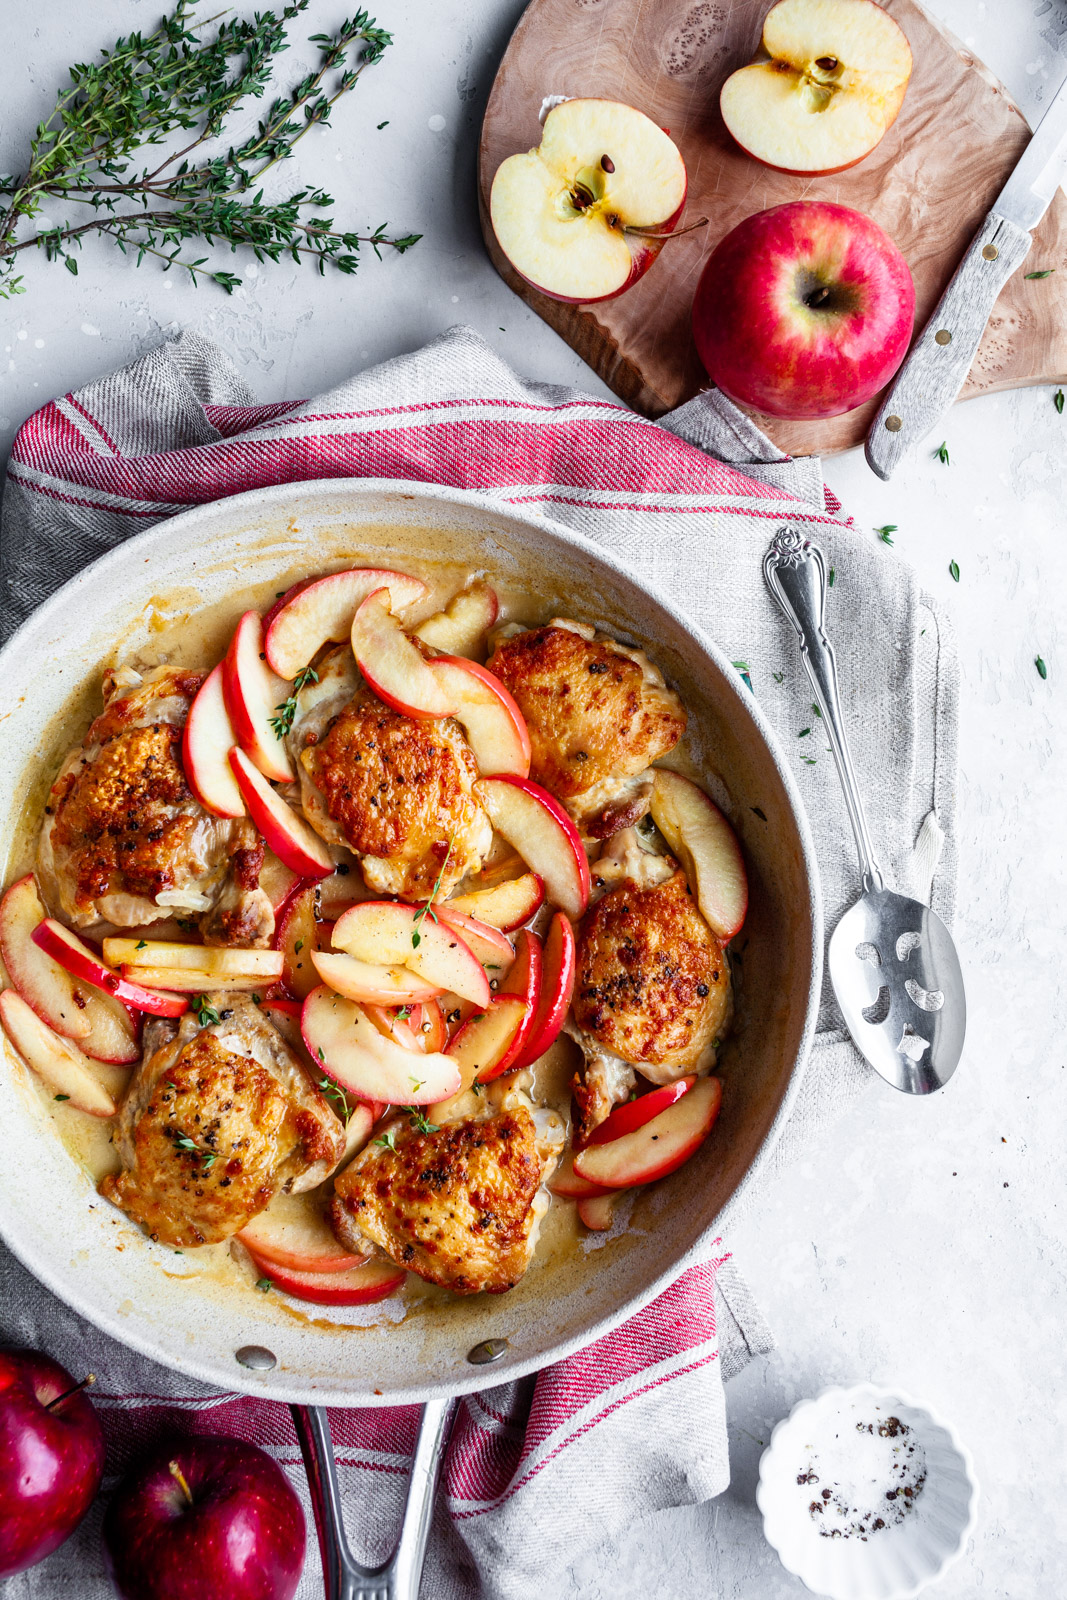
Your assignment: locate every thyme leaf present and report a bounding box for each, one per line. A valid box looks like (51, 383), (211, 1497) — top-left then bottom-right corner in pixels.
(405, 1105), (438, 1134)
(269, 664), (319, 738)
(936, 441), (950, 465)
(318, 1074), (352, 1126)
(1056, 389), (1065, 415)
(0, 4), (420, 300)
(412, 833), (455, 949)
(174, 1131), (218, 1169)
(373, 1128), (397, 1151)
(949, 559), (960, 583)
(875, 525), (896, 545)
(1035, 655), (1048, 680)
(192, 994), (220, 1027)
(1025, 268), (1055, 279)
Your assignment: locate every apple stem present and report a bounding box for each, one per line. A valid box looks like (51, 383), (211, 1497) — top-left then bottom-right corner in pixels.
(626, 215), (708, 243)
(169, 1460), (195, 1507)
(45, 1373), (95, 1411)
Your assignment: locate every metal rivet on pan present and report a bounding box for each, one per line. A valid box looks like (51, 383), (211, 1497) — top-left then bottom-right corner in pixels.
(236, 1345), (277, 1371)
(467, 1339), (509, 1365)
(884, 415), (903, 432)
(934, 329), (952, 346)
(982, 243), (999, 261)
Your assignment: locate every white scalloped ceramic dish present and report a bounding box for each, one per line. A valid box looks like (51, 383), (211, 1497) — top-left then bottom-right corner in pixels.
(757, 1383), (979, 1599)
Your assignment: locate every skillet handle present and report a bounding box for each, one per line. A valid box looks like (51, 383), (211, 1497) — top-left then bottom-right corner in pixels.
(291, 1397), (459, 1600)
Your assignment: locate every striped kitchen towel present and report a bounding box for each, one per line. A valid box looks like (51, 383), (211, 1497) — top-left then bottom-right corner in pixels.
(0, 325), (958, 1599)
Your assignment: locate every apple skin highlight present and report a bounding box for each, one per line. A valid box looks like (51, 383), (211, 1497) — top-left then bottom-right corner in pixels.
(691, 200), (915, 420)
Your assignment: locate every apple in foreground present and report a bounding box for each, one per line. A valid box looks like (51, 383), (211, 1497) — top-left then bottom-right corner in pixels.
(573, 1075), (722, 1189)
(721, 0), (912, 177)
(691, 200), (914, 420)
(0, 1349), (104, 1579)
(103, 1436), (305, 1600)
(490, 98), (687, 303)
(650, 770), (748, 942)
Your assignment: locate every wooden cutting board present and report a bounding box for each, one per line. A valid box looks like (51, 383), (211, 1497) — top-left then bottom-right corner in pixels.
(477, 0), (1067, 455)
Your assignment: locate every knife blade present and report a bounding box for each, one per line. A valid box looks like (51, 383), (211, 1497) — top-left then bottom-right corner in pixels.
(865, 70), (1067, 480)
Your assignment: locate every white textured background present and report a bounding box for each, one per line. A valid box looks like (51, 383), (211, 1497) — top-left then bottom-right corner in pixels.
(2, 1), (1066, 1596)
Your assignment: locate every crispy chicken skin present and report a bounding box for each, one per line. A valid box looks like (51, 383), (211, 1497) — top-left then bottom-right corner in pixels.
(100, 994), (345, 1248)
(570, 856), (732, 1140)
(292, 647), (491, 900)
(486, 621), (686, 824)
(330, 1108), (546, 1295)
(38, 665), (273, 945)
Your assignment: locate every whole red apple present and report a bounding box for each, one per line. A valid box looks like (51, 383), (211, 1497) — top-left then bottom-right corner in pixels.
(102, 1435), (305, 1600)
(691, 200), (915, 419)
(0, 1348), (105, 1578)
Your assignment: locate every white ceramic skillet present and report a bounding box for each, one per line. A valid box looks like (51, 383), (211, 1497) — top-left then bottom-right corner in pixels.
(0, 480), (821, 1590)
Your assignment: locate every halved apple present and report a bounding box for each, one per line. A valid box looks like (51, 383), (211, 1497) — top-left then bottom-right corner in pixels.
(264, 568), (426, 679)
(573, 1075), (722, 1188)
(331, 901), (489, 1008)
(301, 986), (461, 1105)
(0, 989), (117, 1117)
(444, 872), (545, 931)
(239, 1193), (367, 1275)
(490, 98), (688, 304)
(311, 949), (442, 1006)
(720, 0), (913, 177)
(577, 1191), (625, 1230)
(33, 921), (186, 1017)
(229, 748), (335, 878)
(474, 776), (590, 920)
(0, 877), (139, 1063)
(103, 939), (283, 980)
(512, 910), (576, 1070)
(650, 770), (747, 941)
(548, 1150), (610, 1200)
(429, 657), (531, 776)
(223, 610), (296, 783)
(413, 581), (499, 659)
(247, 1251), (405, 1305)
(183, 664), (246, 819)
(351, 589), (456, 719)
(585, 1076), (695, 1146)
(432, 904), (515, 971)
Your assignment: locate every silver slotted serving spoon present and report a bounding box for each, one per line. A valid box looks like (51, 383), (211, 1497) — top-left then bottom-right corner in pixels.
(764, 526), (966, 1093)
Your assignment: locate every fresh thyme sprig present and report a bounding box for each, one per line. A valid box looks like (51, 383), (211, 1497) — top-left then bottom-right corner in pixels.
(405, 1105), (438, 1134)
(269, 664), (318, 738)
(318, 1074), (353, 1125)
(174, 1131), (218, 1169)
(411, 833), (456, 950)
(0, 2), (420, 298)
(192, 994), (221, 1027)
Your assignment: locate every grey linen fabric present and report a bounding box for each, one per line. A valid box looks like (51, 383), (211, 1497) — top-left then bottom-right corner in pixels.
(0, 327), (958, 1599)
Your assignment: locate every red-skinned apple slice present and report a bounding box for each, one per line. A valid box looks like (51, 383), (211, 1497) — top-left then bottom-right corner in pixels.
(265, 568), (426, 679)
(548, 1150), (610, 1200)
(477, 928), (541, 1082)
(0, 990), (117, 1117)
(573, 1075), (722, 1188)
(413, 998), (447, 1053)
(183, 664), (246, 819)
(259, 850), (300, 911)
(311, 950), (442, 1006)
(413, 581), (499, 659)
(274, 882), (333, 1000)
(650, 770), (748, 941)
(444, 872), (545, 931)
(432, 904), (515, 971)
(577, 1191), (625, 1230)
(229, 747), (335, 878)
(436, 995), (529, 1109)
(32, 921), (186, 1017)
(351, 589), (456, 719)
(511, 910), (576, 1070)
(587, 1076), (695, 1146)
(301, 986), (460, 1105)
(238, 1193), (367, 1275)
(103, 940), (282, 979)
(720, 0), (913, 177)
(490, 98), (688, 303)
(0, 876), (139, 1063)
(223, 610), (296, 783)
(331, 901), (489, 1007)
(363, 1003), (423, 1052)
(429, 657), (531, 776)
(474, 776), (590, 920)
(247, 1250), (405, 1305)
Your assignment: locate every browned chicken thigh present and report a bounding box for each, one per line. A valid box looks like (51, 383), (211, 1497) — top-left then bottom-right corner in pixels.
(568, 832), (732, 1139)
(100, 994), (346, 1248)
(291, 647), (491, 900)
(487, 620), (686, 834)
(38, 665), (272, 945)
(330, 1107), (547, 1294)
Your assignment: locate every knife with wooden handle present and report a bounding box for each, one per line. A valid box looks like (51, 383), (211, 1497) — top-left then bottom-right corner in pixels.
(866, 69), (1067, 481)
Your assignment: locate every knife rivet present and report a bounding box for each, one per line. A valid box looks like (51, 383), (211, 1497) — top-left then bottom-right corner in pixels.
(885, 415), (903, 432)
(982, 243), (999, 261)
(934, 329), (952, 346)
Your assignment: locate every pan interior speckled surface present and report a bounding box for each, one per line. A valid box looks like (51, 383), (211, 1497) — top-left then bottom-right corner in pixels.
(0, 480), (821, 1405)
